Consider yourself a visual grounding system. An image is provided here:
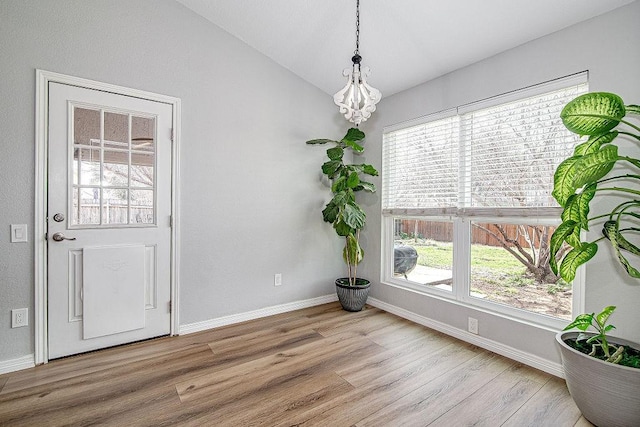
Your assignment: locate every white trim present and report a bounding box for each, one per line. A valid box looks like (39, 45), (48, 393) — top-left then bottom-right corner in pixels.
(180, 294), (338, 335)
(0, 354), (35, 375)
(170, 92), (182, 335)
(367, 297), (565, 378)
(34, 70), (182, 364)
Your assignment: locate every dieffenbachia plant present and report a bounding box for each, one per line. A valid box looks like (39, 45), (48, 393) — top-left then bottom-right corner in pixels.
(563, 305), (623, 363)
(306, 128), (378, 286)
(551, 92), (640, 282)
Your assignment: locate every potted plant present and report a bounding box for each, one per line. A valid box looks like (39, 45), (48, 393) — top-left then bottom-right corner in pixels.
(306, 128), (378, 311)
(550, 92), (640, 426)
(557, 306), (640, 426)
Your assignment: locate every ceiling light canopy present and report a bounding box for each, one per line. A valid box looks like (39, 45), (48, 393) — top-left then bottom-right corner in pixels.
(333, 0), (381, 127)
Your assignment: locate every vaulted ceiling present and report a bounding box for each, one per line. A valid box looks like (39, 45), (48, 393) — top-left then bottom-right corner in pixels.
(177, 0), (635, 97)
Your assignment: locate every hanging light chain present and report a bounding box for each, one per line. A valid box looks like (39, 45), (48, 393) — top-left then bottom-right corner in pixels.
(354, 0), (360, 56)
(351, 0), (362, 70)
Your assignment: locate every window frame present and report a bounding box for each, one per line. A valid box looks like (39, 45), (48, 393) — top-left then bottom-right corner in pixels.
(380, 73), (588, 330)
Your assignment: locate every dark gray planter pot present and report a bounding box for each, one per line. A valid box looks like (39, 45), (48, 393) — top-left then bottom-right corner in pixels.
(556, 331), (640, 427)
(335, 278), (370, 312)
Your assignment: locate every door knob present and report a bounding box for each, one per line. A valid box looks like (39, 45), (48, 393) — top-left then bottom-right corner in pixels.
(52, 232), (76, 242)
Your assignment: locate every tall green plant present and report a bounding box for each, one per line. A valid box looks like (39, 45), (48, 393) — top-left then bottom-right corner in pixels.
(550, 92), (640, 282)
(306, 128), (378, 286)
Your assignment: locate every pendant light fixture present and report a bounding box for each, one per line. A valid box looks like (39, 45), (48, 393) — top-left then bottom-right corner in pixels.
(333, 0), (381, 126)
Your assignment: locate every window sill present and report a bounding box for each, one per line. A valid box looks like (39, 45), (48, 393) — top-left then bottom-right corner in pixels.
(380, 278), (568, 332)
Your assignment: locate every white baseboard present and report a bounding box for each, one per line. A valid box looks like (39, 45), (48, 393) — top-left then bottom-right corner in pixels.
(179, 294), (338, 335)
(0, 354), (35, 375)
(367, 297), (564, 378)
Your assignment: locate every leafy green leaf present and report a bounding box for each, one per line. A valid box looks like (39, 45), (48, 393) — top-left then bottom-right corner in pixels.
(559, 243), (598, 282)
(552, 156), (582, 205)
(550, 220), (577, 275)
(321, 160), (342, 177)
(356, 181), (376, 193)
(321, 201), (339, 224)
(602, 221), (640, 255)
(306, 138), (337, 145)
(561, 184), (596, 230)
(328, 191), (349, 210)
(595, 306), (617, 328)
(561, 92), (626, 135)
(573, 131), (618, 156)
(616, 230), (640, 256)
(332, 176), (347, 193)
(343, 202), (366, 230)
(603, 221), (640, 278)
(343, 127), (365, 143)
(360, 164), (379, 176)
(343, 139), (364, 153)
(572, 145), (618, 189)
(326, 146), (344, 161)
(334, 219), (353, 237)
(563, 313), (594, 331)
(346, 171), (360, 188)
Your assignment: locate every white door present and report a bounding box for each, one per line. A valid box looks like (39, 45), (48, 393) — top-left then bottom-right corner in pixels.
(47, 82), (173, 359)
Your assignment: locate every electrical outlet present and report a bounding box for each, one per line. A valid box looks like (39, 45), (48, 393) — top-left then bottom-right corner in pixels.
(11, 308), (28, 328)
(274, 273), (282, 287)
(468, 317), (479, 335)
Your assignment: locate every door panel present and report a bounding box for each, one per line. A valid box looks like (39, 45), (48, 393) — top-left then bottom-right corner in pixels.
(48, 82), (172, 359)
(82, 244), (145, 339)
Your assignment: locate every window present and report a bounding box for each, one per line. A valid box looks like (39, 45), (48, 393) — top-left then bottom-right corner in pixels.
(71, 106), (157, 227)
(382, 73), (588, 326)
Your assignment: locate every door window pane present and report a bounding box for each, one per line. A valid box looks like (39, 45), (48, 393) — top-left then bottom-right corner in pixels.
(469, 222), (571, 320)
(131, 153), (154, 188)
(104, 112), (128, 149)
(103, 150), (129, 187)
(74, 108), (100, 146)
(132, 116), (155, 152)
(130, 189), (154, 224)
(393, 218), (453, 292)
(102, 189), (128, 224)
(75, 187), (100, 225)
(74, 148), (101, 186)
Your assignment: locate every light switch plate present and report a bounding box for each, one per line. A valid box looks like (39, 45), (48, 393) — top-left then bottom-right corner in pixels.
(10, 224), (27, 243)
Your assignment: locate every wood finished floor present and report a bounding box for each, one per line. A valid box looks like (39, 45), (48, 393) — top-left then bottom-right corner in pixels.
(0, 303), (592, 426)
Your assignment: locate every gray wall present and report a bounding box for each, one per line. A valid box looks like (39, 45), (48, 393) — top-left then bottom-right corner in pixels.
(0, 0), (345, 362)
(360, 1), (640, 365)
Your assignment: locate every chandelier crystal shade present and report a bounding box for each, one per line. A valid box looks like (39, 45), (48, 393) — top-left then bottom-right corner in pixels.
(333, 0), (381, 126)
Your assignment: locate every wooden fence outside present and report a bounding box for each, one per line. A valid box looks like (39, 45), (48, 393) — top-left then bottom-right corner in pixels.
(396, 219), (554, 248)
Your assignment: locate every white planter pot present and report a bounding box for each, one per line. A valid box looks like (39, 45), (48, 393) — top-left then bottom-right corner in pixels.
(556, 331), (640, 427)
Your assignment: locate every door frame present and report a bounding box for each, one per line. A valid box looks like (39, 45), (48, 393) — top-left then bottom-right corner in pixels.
(34, 69), (181, 364)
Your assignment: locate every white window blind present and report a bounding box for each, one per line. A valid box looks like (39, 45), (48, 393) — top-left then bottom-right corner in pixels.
(382, 111), (459, 215)
(383, 73), (588, 217)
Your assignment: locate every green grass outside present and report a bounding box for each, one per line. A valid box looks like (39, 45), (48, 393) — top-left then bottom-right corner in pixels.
(407, 239), (540, 289)
(412, 240), (526, 273)
(399, 239), (571, 316)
